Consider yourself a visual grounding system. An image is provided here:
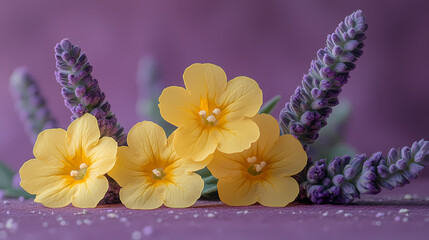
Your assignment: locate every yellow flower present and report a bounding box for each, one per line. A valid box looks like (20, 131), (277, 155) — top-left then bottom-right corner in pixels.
(19, 114), (117, 208)
(108, 121), (206, 209)
(208, 114), (307, 207)
(159, 63), (262, 162)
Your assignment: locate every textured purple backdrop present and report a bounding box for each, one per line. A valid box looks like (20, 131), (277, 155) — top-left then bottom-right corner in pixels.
(0, 1), (428, 177)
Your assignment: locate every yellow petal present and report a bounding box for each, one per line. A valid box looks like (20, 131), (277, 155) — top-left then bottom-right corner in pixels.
(207, 151), (244, 179)
(19, 158), (68, 194)
(163, 173), (204, 208)
(264, 134), (307, 176)
(33, 128), (69, 164)
(217, 177), (261, 206)
(71, 176), (109, 208)
(127, 121), (168, 162)
(216, 118), (259, 154)
(218, 76), (262, 121)
(33, 179), (76, 208)
(173, 125), (218, 161)
(66, 114), (100, 158)
(183, 63), (227, 101)
(120, 182), (164, 209)
(258, 176), (299, 207)
(109, 146), (145, 187)
(159, 86), (199, 127)
(86, 137), (117, 177)
(251, 114), (280, 156)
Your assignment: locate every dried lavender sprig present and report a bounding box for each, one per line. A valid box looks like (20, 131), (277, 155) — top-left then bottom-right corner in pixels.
(10, 67), (57, 143)
(54, 38), (126, 146)
(136, 56), (175, 136)
(302, 139), (429, 204)
(279, 10), (367, 146)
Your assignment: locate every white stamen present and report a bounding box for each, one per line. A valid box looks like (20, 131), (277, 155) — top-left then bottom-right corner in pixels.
(79, 163), (88, 169)
(206, 115), (216, 123)
(255, 164), (263, 172)
(199, 110), (207, 116)
(247, 156), (257, 163)
(152, 169), (162, 177)
(212, 108), (221, 115)
(259, 161), (266, 168)
(70, 170), (79, 177)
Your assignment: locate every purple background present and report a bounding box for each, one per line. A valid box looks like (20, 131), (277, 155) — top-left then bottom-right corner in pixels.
(0, 1), (428, 173)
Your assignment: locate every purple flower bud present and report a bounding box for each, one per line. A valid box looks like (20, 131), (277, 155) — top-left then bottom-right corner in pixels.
(344, 40), (359, 51)
(332, 174), (345, 186)
(323, 54), (336, 66)
(74, 85), (86, 98)
(396, 159), (407, 170)
(401, 147), (411, 161)
(332, 46), (343, 56)
(377, 165), (389, 178)
(311, 98), (328, 109)
(311, 88), (323, 99)
(320, 80), (331, 91)
(389, 164), (398, 174)
(300, 111), (315, 125)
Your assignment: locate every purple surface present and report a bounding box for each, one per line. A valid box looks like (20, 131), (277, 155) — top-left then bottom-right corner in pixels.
(1, 178), (429, 240)
(0, 1), (428, 176)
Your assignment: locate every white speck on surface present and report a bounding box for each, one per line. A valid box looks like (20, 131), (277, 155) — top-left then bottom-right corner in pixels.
(42, 222), (48, 228)
(83, 219), (92, 225)
(168, 210), (174, 214)
(56, 216), (63, 222)
(372, 221), (382, 226)
(76, 220), (82, 226)
(398, 209), (409, 214)
(5, 219), (17, 231)
(394, 216), (401, 222)
(131, 230), (142, 240)
(107, 213), (118, 218)
(142, 225), (154, 236)
(243, 210), (248, 214)
(31, 211), (35, 214)
(100, 216), (106, 221)
(59, 220), (67, 226)
(207, 213), (215, 218)
(402, 217), (409, 223)
(2, 200), (10, 205)
(193, 214), (199, 218)
(174, 215), (180, 219)
(344, 213), (353, 217)
(18, 196), (25, 202)
(335, 210), (344, 214)
(375, 212), (385, 218)
(322, 211), (329, 217)
(156, 218), (162, 223)
(120, 217), (128, 223)
(404, 194), (414, 200)
(6, 211), (9, 215)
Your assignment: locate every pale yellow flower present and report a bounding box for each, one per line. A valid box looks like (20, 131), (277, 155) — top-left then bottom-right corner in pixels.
(159, 63), (262, 162)
(19, 114), (117, 208)
(208, 114), (307, 207)
(109, 121), (206, 209)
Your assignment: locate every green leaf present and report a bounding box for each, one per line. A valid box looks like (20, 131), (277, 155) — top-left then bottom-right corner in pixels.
(196, 167), (220, 200)
(0, 161), (14, 189)
(259, 95), (281, 114)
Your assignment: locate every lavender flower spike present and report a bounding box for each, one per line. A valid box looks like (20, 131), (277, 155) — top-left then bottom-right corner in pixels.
(55, 38), (126, 146)
(279, 10), (367, 146)
(302, 139), (429, 204)
(10, 67), (57, 143)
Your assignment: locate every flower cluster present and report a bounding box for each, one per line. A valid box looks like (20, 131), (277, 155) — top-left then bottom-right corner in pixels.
(10, 67), (57, 143)
(302, 140), (429, 204)
(20, 63), (307, 208)
(55, 39), (126, 146)
(279, 10), (367, 146)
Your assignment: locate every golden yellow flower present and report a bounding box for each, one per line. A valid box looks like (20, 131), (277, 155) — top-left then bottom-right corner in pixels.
(19, 114), (117, 208)
(208, 114), (307, 207)
(108, 121), (206, 209)
(158, 63), (263, 162)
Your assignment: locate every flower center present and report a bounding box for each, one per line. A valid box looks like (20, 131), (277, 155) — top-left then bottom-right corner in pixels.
(152, 168), (166, 180)
(247, 156), (266, 176)
(70, 163), (88, 180)
(199, 108), (221, 126)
